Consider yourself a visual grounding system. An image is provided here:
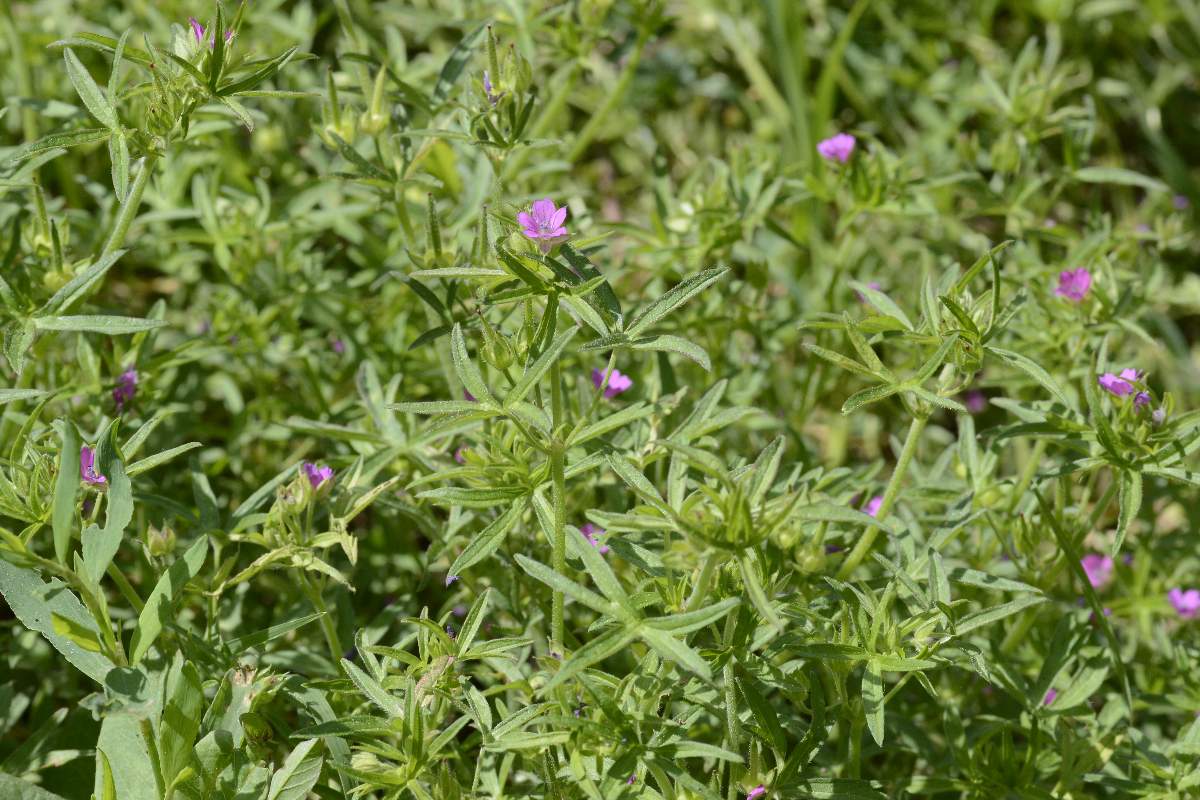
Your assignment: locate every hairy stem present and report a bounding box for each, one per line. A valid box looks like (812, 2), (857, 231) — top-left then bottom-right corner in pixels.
(100, 152), (159, 258)
(837, 413), (928, 579)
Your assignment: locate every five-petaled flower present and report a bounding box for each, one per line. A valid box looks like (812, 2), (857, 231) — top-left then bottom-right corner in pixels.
(817, 132), (856, 163)
(593, 367), (632, 398)
(580, 523), (609, 555)
(113, 368), (138, 412)
(518, 198), (569, 253)
(1081, 554), (1113, 590)
(80, 446), (106, 486)
(1169, 588), (1200, 619)
(303, 461), (334, 489)
(1098, 368), (1143, 398)
(1054, 267), (1092, 302)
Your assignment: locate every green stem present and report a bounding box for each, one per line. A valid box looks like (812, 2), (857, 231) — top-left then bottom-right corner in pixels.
(837, 414), (928, 579)
(299, 572), (343, 663)
(548, 357), (568, 654)
(138, 718), (167, 800)
(1007, 439), (1047, 514)
(99, 152), (159, 258)
(685, 550), (720, 612)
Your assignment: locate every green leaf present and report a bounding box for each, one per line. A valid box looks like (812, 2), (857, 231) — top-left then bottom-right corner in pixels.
(955, 594), (1046, 634)
(626, 333), (712, 370)
(63, 48), (118, 129)
(543, 626), (638, 693)
(1, 128), (112, 165)
(987, 346), (1074, 409)
(514, 554), (612, 616)
(129, 537), (208, 664)
(446, 502), (523, 579)
(504, 326), (577, 407)
(0, 388), (47, 405)
(34, 315), (167, 334)
(862, 660), (885, 745)
(159, 658), (204, 786)
(95, 749), (117, 800)
(126, 442), (203, 477)
(218, 46), (299, 97)
(626, 267), (728, 337)
(643, 597), (740, 635)
(341, 658), (404, 718)
(1113, 469), (1142, 556)
(432, 23), (486, 103)
(449, 323), (496, 405)
(225, 612), (323, 655)
(109, 131), (130, 202)
(637, 626), (712, 681)
(0, 774), (71, 800)
(1074, 166), (1167, 193)
(851, 282), (913, 331)
(40, 248), (127, 315)
(0, 558), (114, 683)
(51, 611), (104, 652)
(95, 715), (157, 800)
(82, 458), (132, 585)
(51, 421), (80, 563)
(841, 381), (906, 415)
(267, 738), (324, 800)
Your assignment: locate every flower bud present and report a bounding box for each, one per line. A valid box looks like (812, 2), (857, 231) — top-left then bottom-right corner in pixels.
(479, 314), (514, 370)
(147, 524), (177, 557)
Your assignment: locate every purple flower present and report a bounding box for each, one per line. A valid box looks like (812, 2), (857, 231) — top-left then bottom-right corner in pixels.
(747, 787), (767, 800)
(1098, 368), (1143, 398)
(445, 574), (460, 587)
(332, 338), (346, 354)
(518, 198), (569, 253)
(113, 368), (138, 412)
(1169, 588), (1200, 619)
(1080, 554), (1113, 590)
(189, 17), (234, 48)
(80, 446), (107, 486)
(626, 775), (636, 786)
(302, 461), (334, 489)
(864, 495), (883, 517)
(483, 70), (502, 105)
(1152, 407), (1167, 426)
(1043, 689), (1057, 706)
(1134, 392), (1151, 409)
(817, 132), (856, 163)
(964, 390), (987, 414)
(855, 281), (882, 304)
(463, 389), (475, 402)
(1173, 194), (1190, 210)
(592, 367), (632, 399)
(1054, 267), (1092, 302)
(452, 604), (467, 617)
(580, 523), (609, 554)
(454, 446), (468, 465)
(445, 625), (456, 639)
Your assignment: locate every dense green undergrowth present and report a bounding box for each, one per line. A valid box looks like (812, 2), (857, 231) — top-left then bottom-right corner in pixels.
(2, 1), (1200, 798)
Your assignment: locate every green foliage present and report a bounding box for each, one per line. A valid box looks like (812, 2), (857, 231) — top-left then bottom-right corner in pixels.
(2, 1), (1200, 799)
